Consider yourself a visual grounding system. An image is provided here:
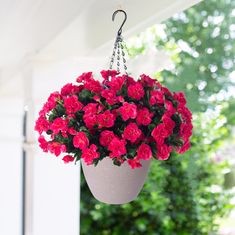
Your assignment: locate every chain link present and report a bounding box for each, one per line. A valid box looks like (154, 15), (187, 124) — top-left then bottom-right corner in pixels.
(109, 34), (128, 75)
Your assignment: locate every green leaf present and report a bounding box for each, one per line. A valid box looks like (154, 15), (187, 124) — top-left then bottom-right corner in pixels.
(148, 124), (155, 132)
(74, 150), (82, 164)
(113, 158), (121, 166)
(46, 130), (53, 135)
(78, 89), (93, 102)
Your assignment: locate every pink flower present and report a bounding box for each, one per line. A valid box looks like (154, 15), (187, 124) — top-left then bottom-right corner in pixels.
(83, 115), (97, 129)
(97, 110), (115, 128)
(35, 69), (193, 166)
(64, 95), (83, 114)
(35, 116), (50, 134)
(125, 75), (136, 86)
(50, 118), (68, 135)
(68, 127), (77, 135)
(174, 92), (186, 106)
(39, 92), (61, 116)
(162, 87), (172, 96)
(82, 103), (98, 128)
(108, 137), (126, 158)
(61, 83), (81, 96)
(83, 103), (98, 115)
(62, 155), (74, 163)
(127, 158), (142, 169)
(38, 135), (49, 152)
(101, 89), (118, 105)
(151, 124), (169, 145)
(100, 70), (119, 80)
(97, 104), (104, 113)
(179, 123), (193, 141)
(73, 132), (89, 150)
(137, 143), (152, 160)
(76, 72), (93, 83)
(149, 90), (164, 106)
(48, 142), (66, 156)
(93, 95), (100, 101)
(140, 74), (156, 87)
(107, 75), (125, 91)
(178, 106), (192, 122)
(111, 108), (119, 118)
(77, 72), (102, 94)
(127, 82), (145, 100)
(136, 108), (153, 126)
(165, 100), (176, 116)
(162, 114), (175, 135)
(119, 102), (137, 121)
(117, 96), (124, 102)
(99, 130), (115, 147)
(176, 140), (191, 154)
(81, 144), (100, 165)
(84, 78), (102, 94)
(157, 144), (172, 160)
(123, 123), (142, 143)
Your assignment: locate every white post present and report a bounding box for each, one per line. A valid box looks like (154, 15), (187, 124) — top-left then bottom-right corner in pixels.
(22, 61), (35, 235)
(22, 58), (80, 235)
(0, 95), (23, 235)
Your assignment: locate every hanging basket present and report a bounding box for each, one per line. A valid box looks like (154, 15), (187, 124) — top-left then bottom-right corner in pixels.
(82, 158), (151, 204)
(34, 10), (193, 204)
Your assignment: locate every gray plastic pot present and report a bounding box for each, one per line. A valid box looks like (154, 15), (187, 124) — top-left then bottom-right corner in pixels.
(81, 157), (151, 204)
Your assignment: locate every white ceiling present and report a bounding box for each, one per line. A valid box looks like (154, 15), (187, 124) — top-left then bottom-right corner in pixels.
(0, 0), (89, 67)
(0, 0), (201, 88)
(38, 0), (202, 59)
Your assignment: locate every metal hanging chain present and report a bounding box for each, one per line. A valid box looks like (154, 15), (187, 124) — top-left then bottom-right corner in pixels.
(109, 10), (128, 74)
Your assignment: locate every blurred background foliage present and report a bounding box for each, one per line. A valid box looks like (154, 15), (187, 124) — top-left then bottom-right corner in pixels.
(81, 0), (235, 234)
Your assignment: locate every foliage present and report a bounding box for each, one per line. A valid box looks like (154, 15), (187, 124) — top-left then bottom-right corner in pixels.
(81, 0), (235, 234)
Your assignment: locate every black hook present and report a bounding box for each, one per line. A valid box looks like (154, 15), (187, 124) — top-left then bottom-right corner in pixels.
(112, 10), (127, 36)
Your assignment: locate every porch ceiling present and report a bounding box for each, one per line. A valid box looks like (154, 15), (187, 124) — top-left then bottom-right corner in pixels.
(0, 0), (201, 89)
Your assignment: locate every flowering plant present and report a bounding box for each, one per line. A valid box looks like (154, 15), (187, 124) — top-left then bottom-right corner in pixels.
(35, 70), (193, 169)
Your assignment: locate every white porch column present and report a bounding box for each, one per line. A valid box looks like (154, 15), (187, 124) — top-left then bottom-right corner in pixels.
(22, 59), (81, 235)
(0, 96), (23, 235)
